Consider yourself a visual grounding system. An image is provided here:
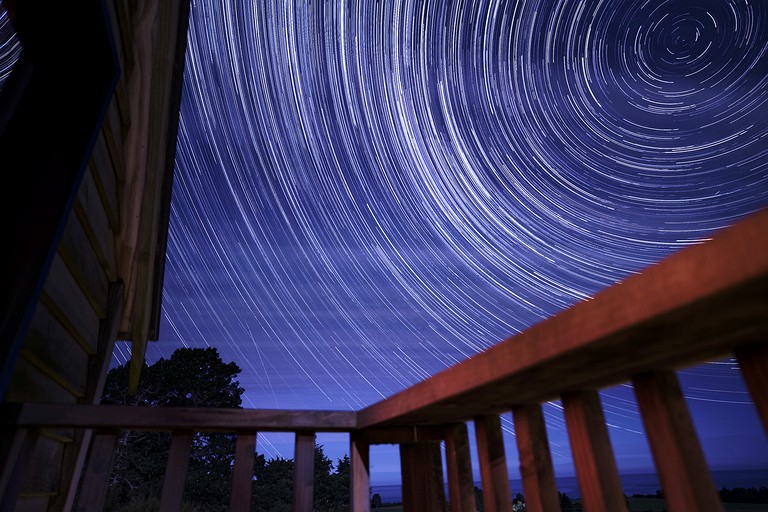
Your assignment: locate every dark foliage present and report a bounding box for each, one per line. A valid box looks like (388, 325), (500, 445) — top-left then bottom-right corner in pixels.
(559, 491), (574, 511)
(719, 486), (768, 504)
(251, 446), (350, 512)
(99, 347), (244, 511)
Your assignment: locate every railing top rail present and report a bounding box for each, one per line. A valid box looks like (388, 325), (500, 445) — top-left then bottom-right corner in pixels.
(357, 208), (768, 428)
(1, 403), (357, 432)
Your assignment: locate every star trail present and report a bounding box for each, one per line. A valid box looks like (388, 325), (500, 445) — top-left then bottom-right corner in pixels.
(119, 0), (767, 475)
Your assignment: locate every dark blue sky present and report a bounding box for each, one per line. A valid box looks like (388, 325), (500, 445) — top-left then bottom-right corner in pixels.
(111, 0), (768, 484)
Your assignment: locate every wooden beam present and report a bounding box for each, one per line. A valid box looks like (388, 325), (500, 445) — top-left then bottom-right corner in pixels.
(562, 390), (626, 512)
(75, 430), (119, 512)
(357, 210), (768, 427)
(444, 423), (476, 512)
(734, 342), (768, 433)
(3, 403), (357, 432)
(159, 431), (193, 512)
(350, 432), (371, 512)
(633, 371), (723, 512)
(229, 431), (257, 512)
(474, 415), (512, 512)
(512, 404), (560, 512)
(0, 428), (39, 512)
(400, 442), (445, 512)
(292, 431), (315, 512)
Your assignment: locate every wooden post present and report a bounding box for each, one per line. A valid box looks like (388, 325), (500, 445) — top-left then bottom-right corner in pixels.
(734, 342), (768, 433)
(159, 430), (194, 512)
(293, 431), (315, 512)
(633, 371), (723, 512)
(444, 423), (476, 512)
(60, 281), (125, 511)
(0, 428), (39, 512)
(562, 391), (626, 512)
(350, 432), (370, 512)
(474, 415), (512, 512)
(76, 429), (119, 512)
(229, 431), (257, 512)
(512, 404), (560, 512)
(400, 442), (446, 512)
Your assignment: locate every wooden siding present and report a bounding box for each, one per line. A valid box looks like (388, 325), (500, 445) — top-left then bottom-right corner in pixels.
(3, 0), (190, 509)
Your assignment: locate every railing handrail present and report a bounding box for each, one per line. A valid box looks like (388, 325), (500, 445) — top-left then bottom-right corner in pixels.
(357, 208), (768, 428)
(0, 403), (357, 432)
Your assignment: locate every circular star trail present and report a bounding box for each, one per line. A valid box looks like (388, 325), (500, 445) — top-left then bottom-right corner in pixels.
(126, 0), (767, 467)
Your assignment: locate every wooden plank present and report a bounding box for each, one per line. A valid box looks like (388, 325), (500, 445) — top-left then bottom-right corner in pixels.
(562, 390), (626, 512)
(58, 208), (110, 316)
(5, 358), (77, 404)
(444, 423), (476, 512)
(22, 301), (89, 397)
(358, 210), (768, 427)
(734, 342), (768, 433)
(512, 404), (560, 512)
(474, 415), (512, 512)
(159, 431), (193, 512)
(73, 169), (118, 285)
(89, 130), (120, 232)
(0, 429), (39, 512)
(350, 432), (370, 512)
(75, 430), (118, 512)
(633, 371), (723, 512)
(292, 431), (315, 512)
(5, 403), (357, 432)
(229, 432), (257, 512)
(400, 442), (445, 512)
(41, 253), (101, 353)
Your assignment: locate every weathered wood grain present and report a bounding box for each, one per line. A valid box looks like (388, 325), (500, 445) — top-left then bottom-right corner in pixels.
(159, 431), (193, 512)
(633, 371), (723, 512)
(475, 415), (512, 512)
(562, 390), (626, 512)
(358, 210), (768, 428)
(512, 404), (560, 512)
(350, 433), (370, 512)
(229, 432), (257, 512)
(75, 430), (118, 512)
(400, 442), (445, 512)
(293, 432), (315, 512)
(444, 423), (476, 512)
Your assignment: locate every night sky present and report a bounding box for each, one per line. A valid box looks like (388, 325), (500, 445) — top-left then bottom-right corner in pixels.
(122, 0), (768, 484)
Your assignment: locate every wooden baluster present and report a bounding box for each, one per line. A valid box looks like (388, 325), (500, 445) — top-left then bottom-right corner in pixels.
(633, 371), (723, 512)
(734, 342), (768, 433)
(474, 415), (512, 512)
(400, 441), (445, 512)
(444, 423), (477, 512)
(0, 428), (39, 512)
(159, 430), (194, 512)
(76, 429), (119, 512)
(350, 432), (370, 512)
(512, 404), (560, 512)
(293, 431), (315, 512)
(562, 391), (626, 512)
(230, 431), (257, 512)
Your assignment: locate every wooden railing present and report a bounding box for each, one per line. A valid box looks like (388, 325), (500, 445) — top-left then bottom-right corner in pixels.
(2, 209), (767, 512)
